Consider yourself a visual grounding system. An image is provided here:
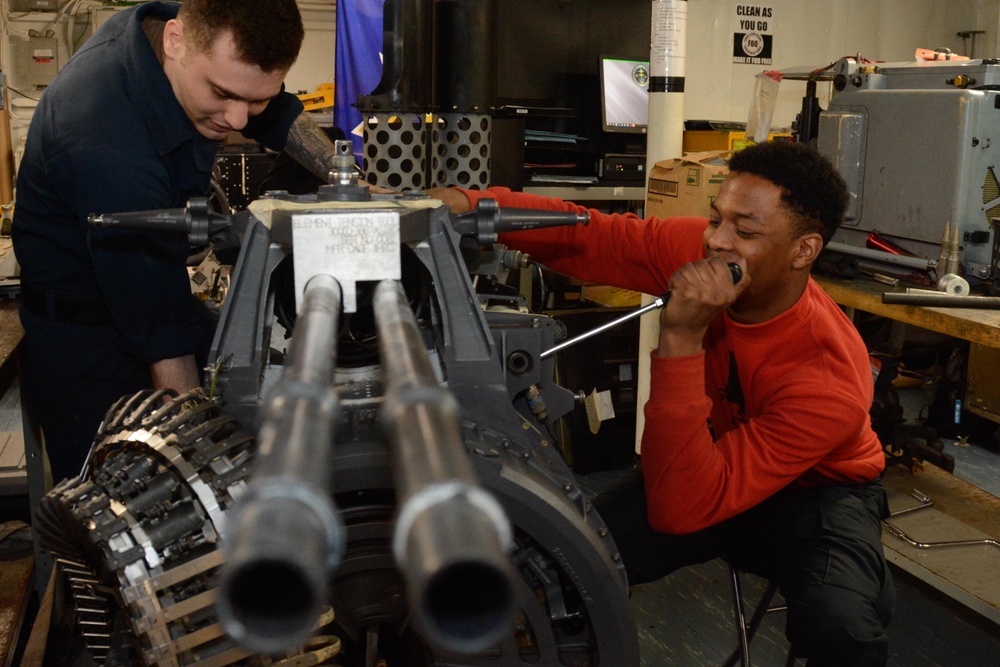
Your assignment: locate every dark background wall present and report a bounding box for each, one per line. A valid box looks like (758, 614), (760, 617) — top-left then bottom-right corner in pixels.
(496, 0), (651, 105)
(495, 0), (652, 159)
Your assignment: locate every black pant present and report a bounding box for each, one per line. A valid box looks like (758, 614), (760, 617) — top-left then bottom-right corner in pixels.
(595, 469), (895, 666)
(20, 309), (153, 484)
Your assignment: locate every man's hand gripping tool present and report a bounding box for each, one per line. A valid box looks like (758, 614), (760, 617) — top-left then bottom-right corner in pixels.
(540, 262), (743, 359)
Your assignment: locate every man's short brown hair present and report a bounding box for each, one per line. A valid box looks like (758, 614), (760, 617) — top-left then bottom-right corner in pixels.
(178, 0), (304, 72)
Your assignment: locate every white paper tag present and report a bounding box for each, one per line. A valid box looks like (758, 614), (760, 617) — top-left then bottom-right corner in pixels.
(291, 211), (401, 312)
(584, 388), (617, 434)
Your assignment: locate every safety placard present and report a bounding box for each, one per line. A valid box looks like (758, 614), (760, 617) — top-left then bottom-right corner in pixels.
(733, 5), (774, 65)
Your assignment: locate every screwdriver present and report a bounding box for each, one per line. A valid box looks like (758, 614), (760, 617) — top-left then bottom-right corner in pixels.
(540, 262), (743, 359)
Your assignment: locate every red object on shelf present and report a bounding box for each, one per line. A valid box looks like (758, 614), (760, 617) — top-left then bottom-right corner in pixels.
(866, 230), (916, 256)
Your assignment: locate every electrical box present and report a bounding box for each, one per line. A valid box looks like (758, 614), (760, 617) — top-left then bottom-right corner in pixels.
(28, 36), (58, 87)
(818, 57), (1000, 283)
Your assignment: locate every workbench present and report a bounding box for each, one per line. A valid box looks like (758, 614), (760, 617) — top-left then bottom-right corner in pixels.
(813, 275), (1000, 348)
(815, 274), (1000, 628)
(815, 274), (1000, 423)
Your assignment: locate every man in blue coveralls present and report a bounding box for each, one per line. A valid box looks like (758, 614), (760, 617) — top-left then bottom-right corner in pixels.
(12, 0), (340, 483)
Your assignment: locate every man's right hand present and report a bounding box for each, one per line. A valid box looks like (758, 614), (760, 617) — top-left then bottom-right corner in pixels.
(657, 257), (749, 357)
(362, 180), (394, 195)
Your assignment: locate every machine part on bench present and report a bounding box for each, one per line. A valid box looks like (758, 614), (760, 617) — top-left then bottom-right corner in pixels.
(818, 56), (1000, 282)
(217, 274), (347, 656)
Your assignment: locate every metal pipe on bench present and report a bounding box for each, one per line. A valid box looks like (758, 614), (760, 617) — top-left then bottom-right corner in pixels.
(882, 292), (1000, 309)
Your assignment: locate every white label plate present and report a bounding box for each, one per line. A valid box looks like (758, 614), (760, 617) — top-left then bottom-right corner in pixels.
(292, 211), (401, 312)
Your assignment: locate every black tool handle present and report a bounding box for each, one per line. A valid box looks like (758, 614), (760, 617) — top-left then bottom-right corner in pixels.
(656, 261), (743, 306)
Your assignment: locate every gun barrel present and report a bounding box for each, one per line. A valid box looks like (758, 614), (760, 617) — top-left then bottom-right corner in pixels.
(217, 274), (345, 655)
(373, 279), (516, 654)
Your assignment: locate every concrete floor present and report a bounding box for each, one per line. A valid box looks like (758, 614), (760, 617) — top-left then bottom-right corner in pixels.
(4, 379), (1000, 666)
(624, 557), (1000, 667)
(579, 380), (1000, 667)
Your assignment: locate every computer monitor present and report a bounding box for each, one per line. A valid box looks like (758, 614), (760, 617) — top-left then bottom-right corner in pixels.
(600, 56), (649, 134)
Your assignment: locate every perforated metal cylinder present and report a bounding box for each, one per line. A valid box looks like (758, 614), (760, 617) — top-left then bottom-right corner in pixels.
(362, 113), (429, 191)
(432, 113), (491, 189)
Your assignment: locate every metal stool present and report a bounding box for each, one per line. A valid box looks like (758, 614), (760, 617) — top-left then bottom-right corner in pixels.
(722, 565), (795, 667)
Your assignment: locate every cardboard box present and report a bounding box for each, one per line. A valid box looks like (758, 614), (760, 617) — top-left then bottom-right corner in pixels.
(646, 151), (730, 219)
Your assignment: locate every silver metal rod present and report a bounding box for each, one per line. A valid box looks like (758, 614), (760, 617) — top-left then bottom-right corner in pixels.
(883, 522), (1000, 550)
(888, 489), (934, 516)
(218, 274), (346, 656)
(904, 287), (946, 295)
(374, 279), (516, 655)
(826, 241), (937, 271)
(541, 295), (667, 359)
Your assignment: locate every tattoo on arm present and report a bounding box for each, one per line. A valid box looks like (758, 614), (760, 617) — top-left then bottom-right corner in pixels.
(284, 113), (340, 182)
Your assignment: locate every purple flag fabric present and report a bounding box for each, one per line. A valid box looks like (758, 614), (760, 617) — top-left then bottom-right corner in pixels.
(334, 0), (385, 161)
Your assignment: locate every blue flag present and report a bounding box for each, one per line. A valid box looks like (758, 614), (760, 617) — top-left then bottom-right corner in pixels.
(335, 0), (385, 162)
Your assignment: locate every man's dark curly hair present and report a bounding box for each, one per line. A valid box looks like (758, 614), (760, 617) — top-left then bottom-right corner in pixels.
(727, 141), (849, 244)
(178, 0), (304, 72)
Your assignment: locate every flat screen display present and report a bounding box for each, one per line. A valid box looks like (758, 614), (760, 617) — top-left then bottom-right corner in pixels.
(600, 57), (649, 133)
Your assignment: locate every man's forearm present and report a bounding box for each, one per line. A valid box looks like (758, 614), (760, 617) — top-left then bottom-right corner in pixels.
(150, 354), (200, 394)
(284, 112), (340, 182)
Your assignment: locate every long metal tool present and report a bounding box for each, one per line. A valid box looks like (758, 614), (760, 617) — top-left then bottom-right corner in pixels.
(827, 241), (938, 272)
(541, 262), (743, 359)
(541, 294), (669, 359)
(882, 523), (1000, 550)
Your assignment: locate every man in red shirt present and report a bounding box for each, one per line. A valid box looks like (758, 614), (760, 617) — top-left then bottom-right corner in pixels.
(429, 140), (894, 665)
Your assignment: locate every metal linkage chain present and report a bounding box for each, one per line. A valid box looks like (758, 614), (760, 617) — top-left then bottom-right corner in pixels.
(55, 555), (117, 662)
(35, 389), (341, 666)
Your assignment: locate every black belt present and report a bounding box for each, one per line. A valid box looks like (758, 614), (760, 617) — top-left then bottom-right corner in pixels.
(22, 285), (112, 326)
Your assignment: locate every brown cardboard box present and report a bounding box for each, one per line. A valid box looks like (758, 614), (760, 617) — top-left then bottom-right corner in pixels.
(646, 151), (730, 219)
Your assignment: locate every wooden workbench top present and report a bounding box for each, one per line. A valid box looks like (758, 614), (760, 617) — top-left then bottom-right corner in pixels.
(813, 275), (1000, 348)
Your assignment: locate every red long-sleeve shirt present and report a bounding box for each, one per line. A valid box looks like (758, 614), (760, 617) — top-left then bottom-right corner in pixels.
(459, 187), (885, 534)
